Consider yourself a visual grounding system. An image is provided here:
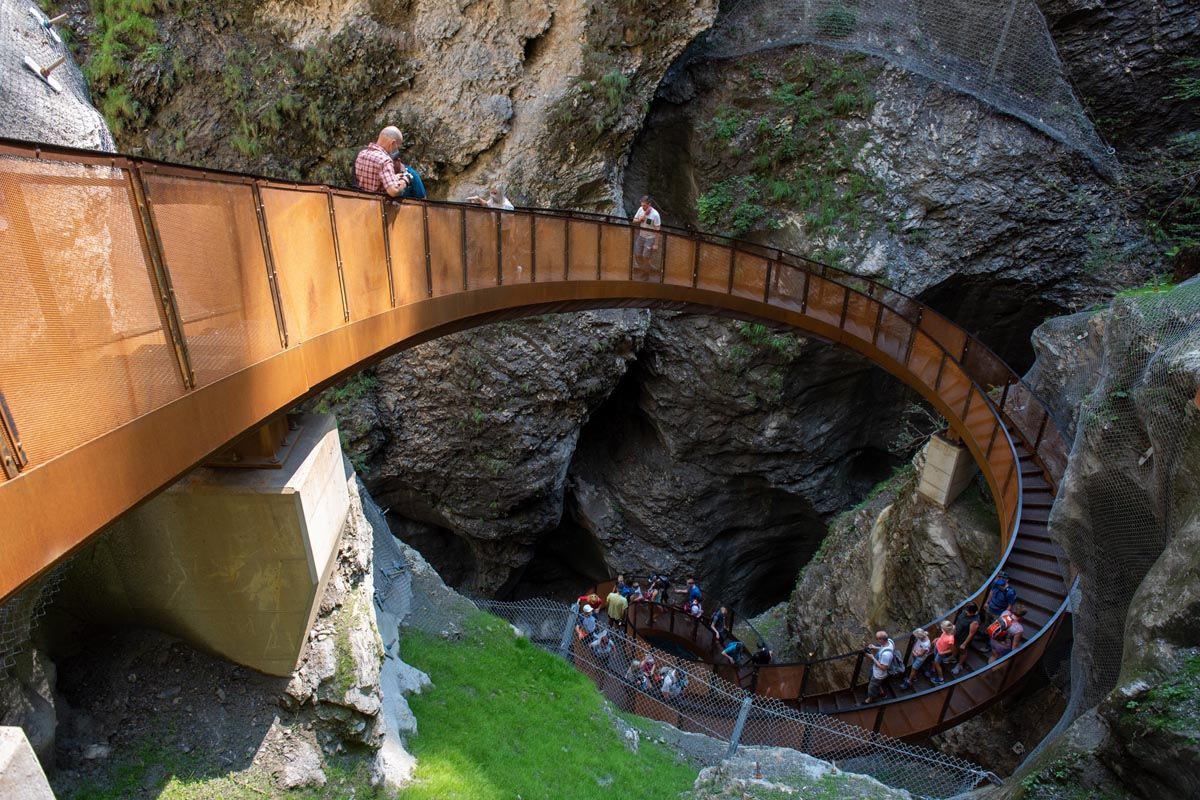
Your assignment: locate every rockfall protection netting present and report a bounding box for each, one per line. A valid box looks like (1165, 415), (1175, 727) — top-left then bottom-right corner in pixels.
(701, 0), (1116, 176)
(401, 595), (995, 798)
(0, 564), (64, 672)
(1032, 278), (1200, 753)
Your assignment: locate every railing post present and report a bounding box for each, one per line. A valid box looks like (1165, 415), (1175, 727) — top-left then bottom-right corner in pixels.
(998, 381), (1011, 413)
(529, 213), (537, 283)
(850, 650), (866, 691)
(251, 182), (289, 348)
(871, 301), (885, 346)
(563, 217), (571, 281)
(595, 221), (602, 280)
(727, 240), (738, 293)
(558, 602), (579, 658)
(326, 190), (351, 322)
(763, 259), (774, 303)
(800, 270), (810, 314)
(421, 204), (433, 297)
(691, 238), (701, 288)
(986, 418), (1001, 458)
(961, 386), (974, 420)
(838, 286), (850, 329)
(903, 307), (924, 366)
(1034, 411), (1049, 450)
(658, 230), (668, 284)
(460, 206), (469, 291)
(934, 352), (948, 392)
(127, 163), (195, 389)
(495, 210), (503, 286)
(628, 217), (636, 281)
(726, 696), (754, 758)
(798, 664), (810, 702)
(380, 200), (396, 307)
(937, 682), (956, 723)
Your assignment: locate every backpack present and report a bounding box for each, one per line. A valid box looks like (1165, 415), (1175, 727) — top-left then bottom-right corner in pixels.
(883, 645), (905, 676)
(988, 611), (1016, 640)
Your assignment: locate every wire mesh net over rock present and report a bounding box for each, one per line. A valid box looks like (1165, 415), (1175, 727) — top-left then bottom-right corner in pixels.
(701, 0), (1115, 175)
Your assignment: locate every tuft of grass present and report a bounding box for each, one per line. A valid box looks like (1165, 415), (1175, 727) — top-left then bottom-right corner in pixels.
(693, 52), (881, 240)
(401, 613), (697, 799)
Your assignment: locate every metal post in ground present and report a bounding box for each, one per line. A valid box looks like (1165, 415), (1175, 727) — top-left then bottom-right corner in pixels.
(558, 602), (579, 659)
(726, 696), (754, 758)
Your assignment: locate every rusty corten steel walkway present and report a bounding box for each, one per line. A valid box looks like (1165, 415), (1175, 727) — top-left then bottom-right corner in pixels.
(0, 138), (1070, 738)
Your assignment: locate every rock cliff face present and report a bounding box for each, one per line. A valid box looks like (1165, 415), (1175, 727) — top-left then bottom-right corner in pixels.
(62, 0), (717, 207)
(326, 310), (913, 611)
(625, 45), (1155, 369)
(997, 280), (1200, 798)
(783, 463), (998, 669)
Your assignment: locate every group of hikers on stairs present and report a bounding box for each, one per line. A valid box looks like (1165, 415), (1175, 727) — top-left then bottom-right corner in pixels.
(575, 568), (1029, 708)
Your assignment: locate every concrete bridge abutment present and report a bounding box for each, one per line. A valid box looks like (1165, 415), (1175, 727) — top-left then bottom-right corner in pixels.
(51, 413), (350, 676)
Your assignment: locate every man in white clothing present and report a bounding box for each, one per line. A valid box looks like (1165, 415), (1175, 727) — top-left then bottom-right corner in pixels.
(864, 630), (895, 703)
(632, 195), (662, 277)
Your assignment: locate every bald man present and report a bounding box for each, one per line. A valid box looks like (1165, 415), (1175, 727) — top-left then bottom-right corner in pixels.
(355, 126), (418, 197)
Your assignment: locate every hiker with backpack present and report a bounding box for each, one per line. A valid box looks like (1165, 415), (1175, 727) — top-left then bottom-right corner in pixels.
(984, 572), (1018, 626)
(988, 603), (1028, 662)
(864, 630), (903, 703)
(353, 126), (425, 198)
(931, 620), (957, 684)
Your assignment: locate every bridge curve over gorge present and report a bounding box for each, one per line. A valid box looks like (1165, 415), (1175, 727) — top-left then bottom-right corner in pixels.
(0, 139), (1070, 737)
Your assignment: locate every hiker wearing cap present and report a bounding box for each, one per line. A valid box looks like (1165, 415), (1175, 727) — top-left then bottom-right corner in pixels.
(575, 603), (597, 640)
(984, 572), (1018, 627)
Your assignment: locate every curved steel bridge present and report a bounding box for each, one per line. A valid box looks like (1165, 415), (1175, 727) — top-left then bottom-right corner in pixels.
(0, 138), (1069, 739)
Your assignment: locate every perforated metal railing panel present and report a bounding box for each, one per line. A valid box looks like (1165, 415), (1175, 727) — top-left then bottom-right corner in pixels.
(143, 173), (282, 385)
(0, 155), (184, 465)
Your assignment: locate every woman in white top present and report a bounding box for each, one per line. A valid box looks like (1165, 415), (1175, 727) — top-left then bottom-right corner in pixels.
(900, 628), (932, 690)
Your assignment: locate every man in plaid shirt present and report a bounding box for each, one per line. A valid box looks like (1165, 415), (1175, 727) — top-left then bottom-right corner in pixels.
(355, 126), (423, 197)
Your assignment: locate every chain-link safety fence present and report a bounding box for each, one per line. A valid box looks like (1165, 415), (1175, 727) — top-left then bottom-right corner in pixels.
(1025, 277), (1200, 758)
(0, 563), (64, 672)
(700, 0), (1116, 176)
(400, 592), (996, 798)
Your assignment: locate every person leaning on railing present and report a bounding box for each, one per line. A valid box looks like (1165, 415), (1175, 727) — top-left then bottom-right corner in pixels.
(354, 126), (426, 199)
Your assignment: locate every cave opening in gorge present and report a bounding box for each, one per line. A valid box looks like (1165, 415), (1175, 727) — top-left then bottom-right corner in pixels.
(503, 316), (908, 616)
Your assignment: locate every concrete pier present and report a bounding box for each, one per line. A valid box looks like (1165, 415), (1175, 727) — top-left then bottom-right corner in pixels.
(0, 727), (54, 800)
(64, 413), (350, 675)
(917, 433), (978, 508)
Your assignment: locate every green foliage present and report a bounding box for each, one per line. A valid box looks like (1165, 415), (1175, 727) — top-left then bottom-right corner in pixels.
(401, 613), (698, 799)
(816, 5), (857, 38)
(697, 176), (768, 236)
(1130, 59), (1200, 259)
(1121, 654), (1200, 739)
(693, 53), (881, 239)
(1170, 57), (1200, 101)
(82, 0), (172, 135)
(736, 321), (802, 360)
(313, 372), (378, 415)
